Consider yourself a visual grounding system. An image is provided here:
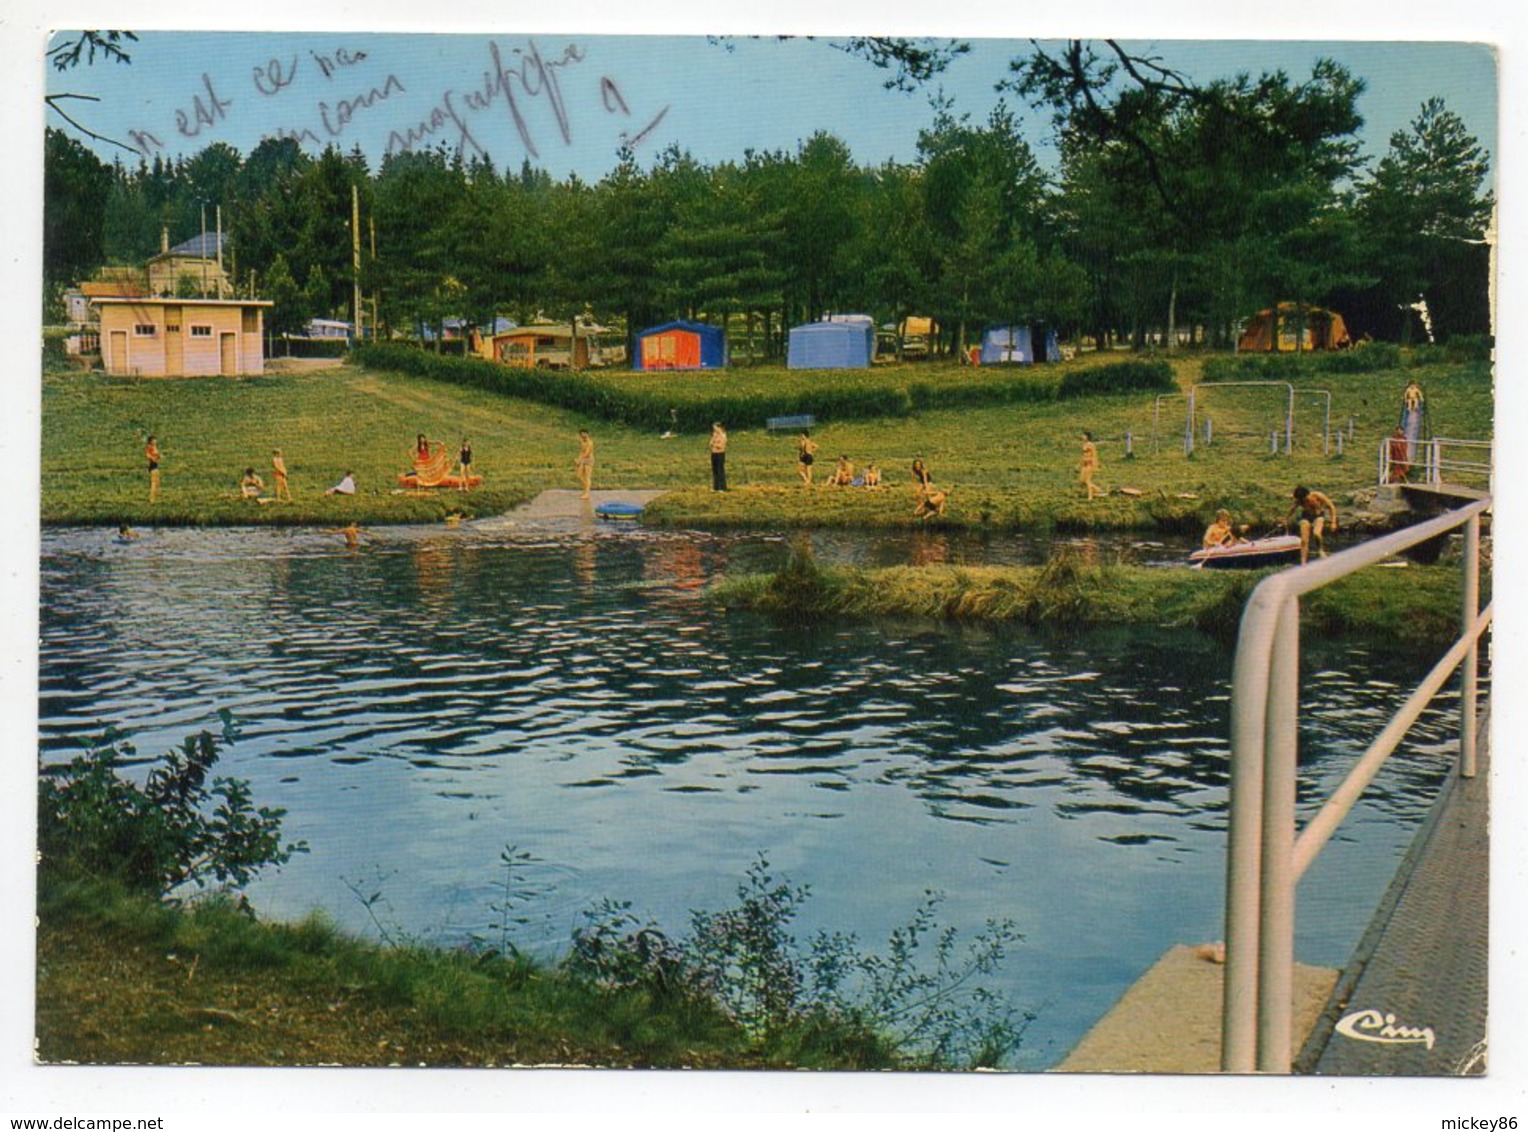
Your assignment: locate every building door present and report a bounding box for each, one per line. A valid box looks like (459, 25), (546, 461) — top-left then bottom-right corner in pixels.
(109, 331), (128, 374)
(220, 333), (237, 375)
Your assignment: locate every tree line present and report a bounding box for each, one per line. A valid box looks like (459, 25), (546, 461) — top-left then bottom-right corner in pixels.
(44, 45), (1494, 359)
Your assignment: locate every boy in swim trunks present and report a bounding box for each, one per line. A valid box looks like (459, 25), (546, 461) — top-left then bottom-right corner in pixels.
(1286, 486), (1338, 564)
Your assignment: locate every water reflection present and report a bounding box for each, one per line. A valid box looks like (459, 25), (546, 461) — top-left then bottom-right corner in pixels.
(37, 521), (1470, 1069)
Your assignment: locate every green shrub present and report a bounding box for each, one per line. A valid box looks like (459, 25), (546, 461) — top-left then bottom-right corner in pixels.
(569, 853), (1028, 1068)
(1057, 359), (1175, 397)
(38, 725), (306, 895)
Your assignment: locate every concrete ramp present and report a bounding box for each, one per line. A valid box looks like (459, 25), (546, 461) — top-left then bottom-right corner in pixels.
(473, 489), (666, 529)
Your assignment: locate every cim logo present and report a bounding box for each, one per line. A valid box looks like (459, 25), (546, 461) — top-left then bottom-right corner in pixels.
(1335, 1008), (1437, 1050)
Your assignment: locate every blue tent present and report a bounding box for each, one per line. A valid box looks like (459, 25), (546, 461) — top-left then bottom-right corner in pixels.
(787, 321), (874, 369)
(979, 324), (1060, 365)
(633, 320), (727, 370)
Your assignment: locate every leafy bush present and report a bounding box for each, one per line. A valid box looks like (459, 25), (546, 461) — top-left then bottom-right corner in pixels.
(567, 854), (1029, 1068)
(356, 344), (1173, 431)
(38, 726), (306, 895)
(1202, 343), (1402, 382)
(1057, 359), (1175, 397)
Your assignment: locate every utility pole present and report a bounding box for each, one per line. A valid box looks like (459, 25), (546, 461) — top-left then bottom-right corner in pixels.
(352, 184), (363, 342)
(200, 201), (208, 298)
(369, 215), (379, 342)
(216, 205), (224, 298)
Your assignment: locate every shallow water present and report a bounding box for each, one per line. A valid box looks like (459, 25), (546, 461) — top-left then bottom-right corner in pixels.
(38, 520), (1468, 1070)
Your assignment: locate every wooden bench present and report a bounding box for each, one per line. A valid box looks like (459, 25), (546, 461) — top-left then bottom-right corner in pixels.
(766, 413), (816, 432)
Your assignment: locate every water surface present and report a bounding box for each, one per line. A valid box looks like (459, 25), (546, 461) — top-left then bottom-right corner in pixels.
(38, 520), (1466, 1069)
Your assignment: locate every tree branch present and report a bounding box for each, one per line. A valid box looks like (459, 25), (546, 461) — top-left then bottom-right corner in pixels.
(46, 94), (138, 154)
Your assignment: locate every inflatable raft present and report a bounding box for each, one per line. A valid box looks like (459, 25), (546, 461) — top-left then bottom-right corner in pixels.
(1187, 534), (1302, 570)
(594, 501), (645, 521)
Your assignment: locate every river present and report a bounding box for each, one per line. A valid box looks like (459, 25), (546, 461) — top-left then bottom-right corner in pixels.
(37, 519), (1467, 1070)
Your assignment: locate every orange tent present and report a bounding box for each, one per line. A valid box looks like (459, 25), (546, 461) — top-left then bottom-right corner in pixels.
(1237, 303), (1351, 352)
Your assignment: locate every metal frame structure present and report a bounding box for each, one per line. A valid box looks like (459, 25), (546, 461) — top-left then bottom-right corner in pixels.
(1221, 498), (1492, 1072)
(1185, 382), (1294, 456)
(1380, 436), (1494, 490)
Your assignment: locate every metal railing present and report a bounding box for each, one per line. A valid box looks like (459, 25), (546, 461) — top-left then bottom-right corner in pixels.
(1379, 436), (1494, 491)
(1221, 497), (1492, 1072)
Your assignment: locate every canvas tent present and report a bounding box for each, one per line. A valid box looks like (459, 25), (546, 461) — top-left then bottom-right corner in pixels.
(978, 324), (1059, 365)
(634, 320), (727, 370)
(1237, 303), (1351, 352)
(787, 320), (874, 369)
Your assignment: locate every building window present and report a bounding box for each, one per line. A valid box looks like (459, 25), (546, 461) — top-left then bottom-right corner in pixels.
(189, 325), (213, 338)
(133, 324), (157, 338)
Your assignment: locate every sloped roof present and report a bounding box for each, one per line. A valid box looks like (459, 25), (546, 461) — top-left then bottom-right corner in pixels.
(156, 232), (227, 259)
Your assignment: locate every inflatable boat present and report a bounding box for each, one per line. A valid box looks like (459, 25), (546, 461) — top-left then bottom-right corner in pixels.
(594, 500), (645, 521)
(1187, 534), (1303, 570)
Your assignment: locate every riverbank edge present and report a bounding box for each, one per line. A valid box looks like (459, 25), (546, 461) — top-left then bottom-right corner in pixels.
(33, 877), (899, 1071)
(707, 558), (1475, 648)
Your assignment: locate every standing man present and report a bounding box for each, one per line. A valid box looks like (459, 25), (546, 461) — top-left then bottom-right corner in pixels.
(1287, 485), (1338, 564)
(1078, 432), (1104, 500)
(145, 435), (162, 503)
(272, 449), (293, 502)
(575, 429), (594, 498)
(709, 422), (728, 492)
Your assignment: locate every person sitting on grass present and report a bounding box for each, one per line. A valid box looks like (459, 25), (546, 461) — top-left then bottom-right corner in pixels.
(240, 467), (265, 501)
(325, 470), (357, 496)
(863, 463), (881, 488)
(1203, 509), (1244, 550)
(827, 455), (855, 486)
(914, 486), (949, 520)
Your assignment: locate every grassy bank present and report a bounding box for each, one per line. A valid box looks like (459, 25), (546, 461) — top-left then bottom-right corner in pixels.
(41, 353), (1492, 531)
(35, 879), (894, 1069)
(711, 552), (1476, 649)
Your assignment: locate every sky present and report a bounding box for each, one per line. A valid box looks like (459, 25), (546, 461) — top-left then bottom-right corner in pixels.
(42, 32), (1500, 188)
(6, 0), (1528, 1124)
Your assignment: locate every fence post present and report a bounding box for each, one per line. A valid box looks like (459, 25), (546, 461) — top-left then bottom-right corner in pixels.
(1125, 431), (1134, 458)
(1462, 514), (1480, 778)
(1270, 430), (1279, 456)
(1206, 418), (1214, 446)
(1257, 596), (1301, 1072)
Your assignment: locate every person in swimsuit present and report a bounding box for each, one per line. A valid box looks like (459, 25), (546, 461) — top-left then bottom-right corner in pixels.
(1286, 485), (1338, 564)
(239, 467), (265, 500)
(914, 487), (949, 520)
(145, 436), (161, 503)
(1203, 509), (1242, 550)
(863, 463), (881, 488)
(828, 455), (854, 487)
(576, 429), (594, 498)
(458, 437), (474, 491)
(272, 449), (292, 502)
(709, 423), (728, 492)
(912, 457), (931, 496)
(1079, 432), (1104, 499)
(325, 521), (364, 549)
(797, 431), (819, 486)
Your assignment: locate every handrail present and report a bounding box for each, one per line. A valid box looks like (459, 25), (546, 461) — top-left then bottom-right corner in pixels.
(1379, 436), (1493, 489)
(1221, 497), (1491, 1072)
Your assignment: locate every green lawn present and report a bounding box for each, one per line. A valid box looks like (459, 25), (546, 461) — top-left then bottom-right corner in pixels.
(40, 354), (1494, 531)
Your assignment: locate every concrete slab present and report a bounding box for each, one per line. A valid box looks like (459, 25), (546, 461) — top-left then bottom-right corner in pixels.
(472, 489), (666, 529)
(1056, 944), (1338, 1074)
